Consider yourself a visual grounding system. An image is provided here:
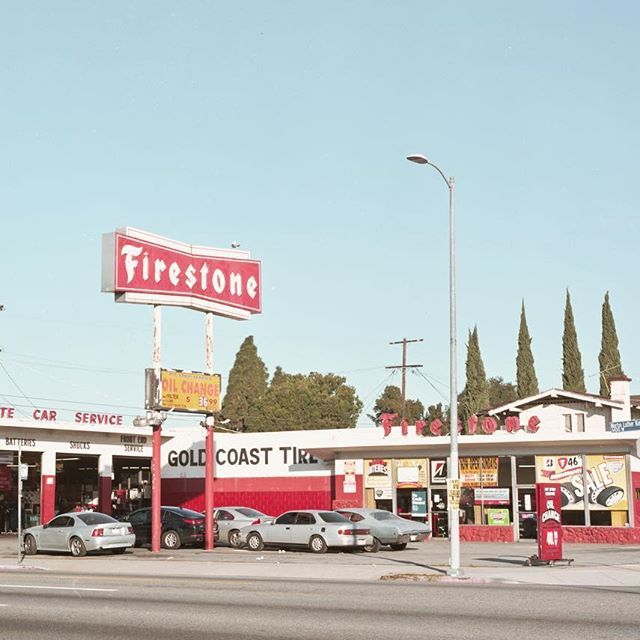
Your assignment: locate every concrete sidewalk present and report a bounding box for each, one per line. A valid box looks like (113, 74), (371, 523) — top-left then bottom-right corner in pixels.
(1, 534), (638, 588)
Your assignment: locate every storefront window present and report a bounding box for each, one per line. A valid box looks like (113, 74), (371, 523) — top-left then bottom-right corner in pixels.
(516, 456), (536, 484)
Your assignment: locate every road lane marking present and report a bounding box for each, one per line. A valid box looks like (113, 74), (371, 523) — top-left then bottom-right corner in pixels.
(0, 584), (117, 592)
(0, 604), (7, 607)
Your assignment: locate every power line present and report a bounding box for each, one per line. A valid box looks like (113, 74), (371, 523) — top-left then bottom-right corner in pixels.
(0, 361), (37, 410)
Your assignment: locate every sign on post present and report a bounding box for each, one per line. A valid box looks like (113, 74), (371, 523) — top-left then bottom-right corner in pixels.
(447, 478), (461, 508)
(536, 483), (563, 562)
(145, 369), (221, 414)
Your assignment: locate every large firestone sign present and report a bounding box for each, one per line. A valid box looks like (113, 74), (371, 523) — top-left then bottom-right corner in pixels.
(102, 227), (262, 319)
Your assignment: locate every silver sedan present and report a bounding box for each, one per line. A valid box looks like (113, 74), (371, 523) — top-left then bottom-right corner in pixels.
(23, 511), (136, 557)
(336, 508), (431, 552)
(238, 510), (372, 554)
(212, 506), (274, 547)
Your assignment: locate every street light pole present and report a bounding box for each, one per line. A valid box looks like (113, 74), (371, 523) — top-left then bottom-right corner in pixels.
(407, 154), (461, 577)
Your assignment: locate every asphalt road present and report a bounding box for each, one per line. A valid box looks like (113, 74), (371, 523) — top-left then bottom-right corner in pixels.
(0, 572), (637, 640)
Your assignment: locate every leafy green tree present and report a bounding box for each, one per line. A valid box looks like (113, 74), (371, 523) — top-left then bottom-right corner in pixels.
(369, 385), (424, 425)
(516, 301), (539, 398)
(599, 291), (624, 396)
(220, 336), (268, 431)
(257, 370), (363, 431)
(423, 402), (449, 435)
(487, 377), (517, 407)
(562, 290), (586, 393)
(459, 326), (489, 422)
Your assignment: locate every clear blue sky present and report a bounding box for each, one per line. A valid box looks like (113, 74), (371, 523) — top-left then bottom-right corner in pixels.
(1, 2), (638, 428)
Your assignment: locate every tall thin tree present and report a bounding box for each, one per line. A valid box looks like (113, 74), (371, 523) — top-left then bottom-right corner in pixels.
(459, 326), (489, 421)
(562, 290), (586, 393)
(599, 291), (624, 396)
(516, 301), (539, 398)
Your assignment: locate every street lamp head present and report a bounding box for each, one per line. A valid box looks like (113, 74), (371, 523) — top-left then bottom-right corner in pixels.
(406, 154), (429, 165)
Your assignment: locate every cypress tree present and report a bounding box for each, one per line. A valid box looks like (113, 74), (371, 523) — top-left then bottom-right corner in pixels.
(599, 291), (624, 396)
(516, 301), (539, 398)
(459, 326), (489, 421)
(221, 336), (268, 431)
(562, 290), (586, 393)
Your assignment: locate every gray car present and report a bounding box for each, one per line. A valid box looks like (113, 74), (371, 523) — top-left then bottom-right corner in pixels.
(212, 506), (274, 547)
(23, 511), (136, 557)
(336, 508), (431, 552)
(238, 510), (373, 554)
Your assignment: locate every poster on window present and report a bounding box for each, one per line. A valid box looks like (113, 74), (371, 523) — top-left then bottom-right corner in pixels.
(430, 459), (447, 485)
(459, 457), (498, 487)
(365, 459), (392, 489)
(396, 458), (427, 488)
(535, 455), (627, 511)
(341, 460), (357, 494)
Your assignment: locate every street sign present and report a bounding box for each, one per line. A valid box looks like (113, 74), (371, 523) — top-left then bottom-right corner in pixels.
(145, 369), (221, 414)
(610, 419), (640, 433)
(447, 478), (461, 507)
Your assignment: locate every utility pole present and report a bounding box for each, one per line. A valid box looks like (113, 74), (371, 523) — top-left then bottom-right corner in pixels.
(386, 338), (423, 419)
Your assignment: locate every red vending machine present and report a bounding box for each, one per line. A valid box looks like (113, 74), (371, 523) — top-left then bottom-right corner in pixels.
(527, 483), (572, 566)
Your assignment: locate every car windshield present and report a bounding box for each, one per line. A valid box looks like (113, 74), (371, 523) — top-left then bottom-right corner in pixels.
(77, 513), (119, 525)
(318, 512), (349, 523)
(236, 508), (264, 518)
(372, 511), (399, 521)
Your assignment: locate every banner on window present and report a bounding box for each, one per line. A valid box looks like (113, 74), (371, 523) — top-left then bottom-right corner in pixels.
(459, 457), (498, 487)
(535, 454), (627, 511)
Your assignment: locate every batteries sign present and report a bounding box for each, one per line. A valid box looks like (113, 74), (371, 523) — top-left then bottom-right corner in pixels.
(146, 369), (221, 414)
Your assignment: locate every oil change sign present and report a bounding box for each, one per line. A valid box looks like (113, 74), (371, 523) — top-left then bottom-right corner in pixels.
(535, 454), (627, 511)
(146, 369), (221, 413)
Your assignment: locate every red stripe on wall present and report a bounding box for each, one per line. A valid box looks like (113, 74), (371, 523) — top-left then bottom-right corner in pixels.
(162, 475), (332, 515)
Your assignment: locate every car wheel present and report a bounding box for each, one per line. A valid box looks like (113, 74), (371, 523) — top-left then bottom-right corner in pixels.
(69, 537), (87, 557)
(228, 529), (242, 548)
(247, 532), (264, 552)
(111, 548), (127, 554)
(390, 542), (407, 551)
(309, 535), (328, 554)
(364, 537), (381, 553)
(162, 530), (182, 550)
(23, 534), (37, 556)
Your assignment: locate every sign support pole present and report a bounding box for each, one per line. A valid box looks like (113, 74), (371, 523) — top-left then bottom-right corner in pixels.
(204, 312), (215, 551)
(151, 305), (162, 553)
(17, 440), (22, 563)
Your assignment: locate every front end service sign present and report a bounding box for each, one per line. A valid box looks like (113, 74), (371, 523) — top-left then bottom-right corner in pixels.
(146, 369), (221, 414)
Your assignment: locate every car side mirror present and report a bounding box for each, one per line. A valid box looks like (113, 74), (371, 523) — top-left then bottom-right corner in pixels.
(42, 523), (49, 529)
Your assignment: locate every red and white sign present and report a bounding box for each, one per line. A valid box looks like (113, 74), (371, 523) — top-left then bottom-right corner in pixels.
(536, 483), (563, 561)
(102, 228), (262, 319)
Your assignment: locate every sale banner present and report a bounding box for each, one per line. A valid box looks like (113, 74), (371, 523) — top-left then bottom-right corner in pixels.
(535, 455), (627, 511)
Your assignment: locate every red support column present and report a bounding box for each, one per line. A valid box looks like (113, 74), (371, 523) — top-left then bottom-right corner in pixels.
(40, 475), (55, 525)
(98, 476), (112, 516)
(151, 424), (162, 552)
(204, 423), (215, 550)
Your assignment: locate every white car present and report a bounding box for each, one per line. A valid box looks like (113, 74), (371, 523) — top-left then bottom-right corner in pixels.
(210, 507), (274, 547)
(23, 511), (135, 557)
(238, 510), (372, 554)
